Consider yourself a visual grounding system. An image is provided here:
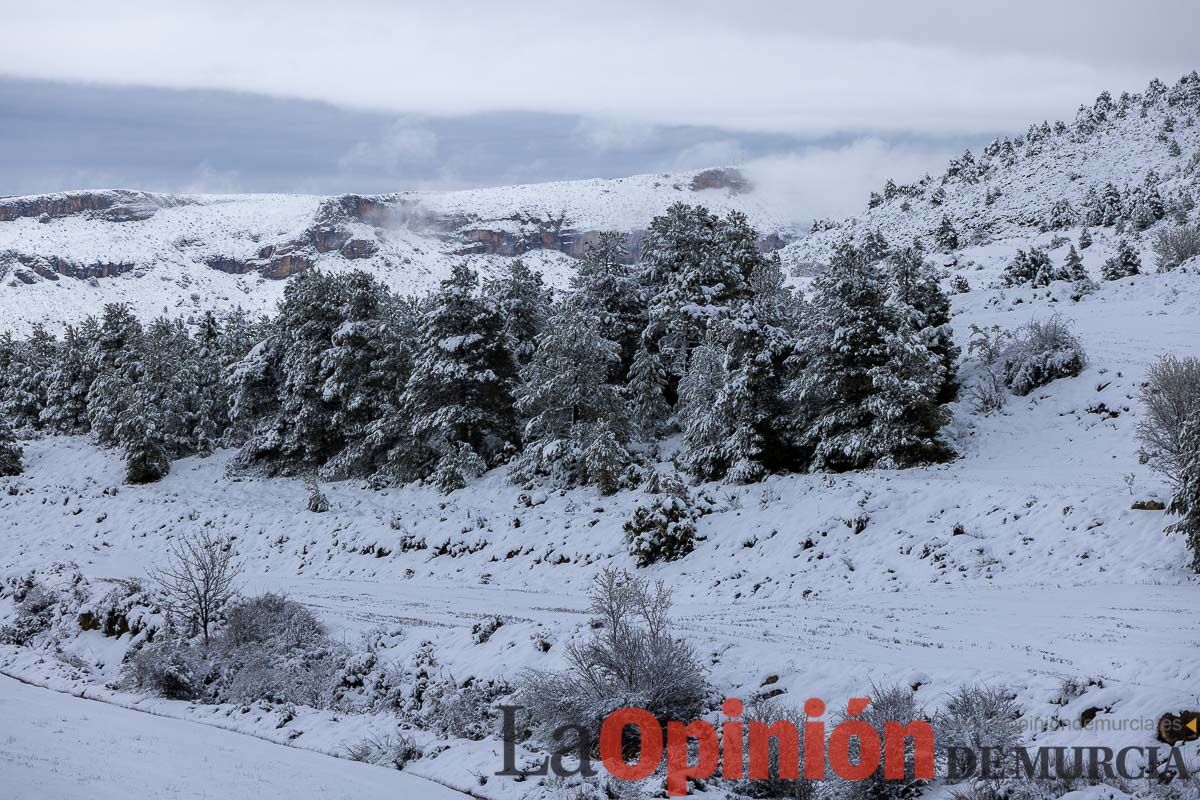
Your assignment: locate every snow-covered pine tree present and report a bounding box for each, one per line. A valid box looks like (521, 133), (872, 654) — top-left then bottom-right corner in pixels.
(115, 390), (171, 484)
(3, 324), (58, 430)
(40, 322), (97, 434)
(0, 411), (23, 476)
(572, 232), (645, 380)
(234, 270), (393, 474)
(484, 259), (550, 369)
(886, 244), (960, 403)
(640, 204), (760, 387)
(676, 339), (729, 481)
(1063, 244), (1088, 281)
(786, 241), (951, 471)
(512, 297), (628, 488)
(131, 318), (195, 459)
(580, 420), (626, 496)
(934, 215), (960, 251)
(626, 347), (671, 438)
(1079, 227), (1093, 249)
(1102, 239), (1142, 280)
(87, 304), (144, 446)
(403, 263), (517, 474)
(1168, 414), (1200, 572)
(1001, 247), (1065, 287)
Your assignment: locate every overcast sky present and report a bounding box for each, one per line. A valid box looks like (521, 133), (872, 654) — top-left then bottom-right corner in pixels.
(1, 1), (1196, 217)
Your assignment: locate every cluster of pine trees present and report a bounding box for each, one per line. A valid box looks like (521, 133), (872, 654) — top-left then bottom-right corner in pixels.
(0, 204), (959, 492)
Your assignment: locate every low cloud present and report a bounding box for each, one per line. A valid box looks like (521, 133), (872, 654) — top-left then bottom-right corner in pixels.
(339, 121), (439, 173)
(742, 139), (963, 224)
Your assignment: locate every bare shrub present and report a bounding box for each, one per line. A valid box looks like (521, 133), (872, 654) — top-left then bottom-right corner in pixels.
(0, 582), (60, 645)
(421, 676), (510, 740)
(150, 529), (241, 647)
(126, 637), (210, 699)
(840, 684), (929, 800)
(343, 732), (423, 769)
(1137, 355), (1200, 481)
(1002, 316), (1087, 396)
(733, 697), (814, 799)
(516, 567), (708, 748)
(966, 369), (1008, 415)
(1153, 222), (1200, 272)
(936, 684), (1023, 781)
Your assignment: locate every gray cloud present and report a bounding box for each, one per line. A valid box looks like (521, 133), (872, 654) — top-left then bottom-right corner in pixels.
(2, 1), (1194, 135)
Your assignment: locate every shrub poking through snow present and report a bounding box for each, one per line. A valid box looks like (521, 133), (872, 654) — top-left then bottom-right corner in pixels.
(839, 683), (930, 800)
(935, 684), (1024, 781)
(305, 478), (330, 512)
(623, 471), (698, 566)
(733, 697), (815, 799)
(343, 732), (423, 769)
(515, 567), (708, 748)
(1152, 221), (1200, 272)
(1137, 355), (1200, 482)
(999, 316), (1087, 396)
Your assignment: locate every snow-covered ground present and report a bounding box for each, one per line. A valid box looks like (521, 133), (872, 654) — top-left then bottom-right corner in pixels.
(0, 674), (468, 800)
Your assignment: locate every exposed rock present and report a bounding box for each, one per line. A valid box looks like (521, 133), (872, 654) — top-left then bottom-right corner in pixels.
(1132, 498), (1167, 511)
(0, 190), (191, 223)
(690, 167), (752, 195)
(340, 239), (378, 259)
(1157, 711), (1200, 745)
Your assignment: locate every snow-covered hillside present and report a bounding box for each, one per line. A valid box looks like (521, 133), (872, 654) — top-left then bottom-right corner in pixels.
(0, 168), (791, 334)
(783, 74), (1200, 269)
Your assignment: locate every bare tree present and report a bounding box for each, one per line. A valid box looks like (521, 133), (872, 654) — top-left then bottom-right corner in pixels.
(150, 529), (241, 647)
(1138, 355), (1200, 482)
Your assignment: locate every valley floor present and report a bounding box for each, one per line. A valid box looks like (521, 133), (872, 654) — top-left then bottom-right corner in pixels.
(0, 673), (468, 800)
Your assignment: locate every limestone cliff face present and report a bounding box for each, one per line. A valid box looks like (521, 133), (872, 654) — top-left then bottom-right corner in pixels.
(0, 190), (191, 223)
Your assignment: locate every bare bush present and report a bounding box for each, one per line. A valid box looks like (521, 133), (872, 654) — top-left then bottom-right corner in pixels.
(733, 697), (815, 799)
(343, 732), (423, 769)
(150, 529), (241, 647)
(1137, 355), (1200, 481)
(126, 637), (210, 699)
(832, 683), (930, 800)
(1153, 222), (1200, 272)
(936, 684), (1023, 781)
(516, 567), (708, 748)
(1002, 316), (1087, 396)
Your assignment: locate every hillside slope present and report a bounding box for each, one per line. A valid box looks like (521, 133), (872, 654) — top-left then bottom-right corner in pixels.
(0, 168), (791, 334)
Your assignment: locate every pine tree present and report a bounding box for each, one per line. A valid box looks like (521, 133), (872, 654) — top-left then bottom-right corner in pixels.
(87, 304), (144, 445)
(115, 391), (171, 484)
(1167, 414), (1200, 572)
(886, 244), (960, 403)
(484, 259), (550, 369)
(403, 263), (517, 471)
(3, 324), (58, 429)
(572, 232), (645, 380)
(1102, 239), (1142, 280)
(934, 215), (960, 251)
(0, 412), (23, 476)
(786, 242), (950, 471)
(677, 340), (729, 480)
(640, 204), (761, 387)
(1079, 227), (1093, 249)
(512, 298), (628, 488)
(1001, 247), (1065, 287)
(40, 322), (97, 434)
(234, 270), (394, 474)
(626, 347), (671, 438)
(1063, 245), (1088, 281)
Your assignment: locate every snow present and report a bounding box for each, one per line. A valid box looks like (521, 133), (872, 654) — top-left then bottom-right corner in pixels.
(0, 674), (467, 799)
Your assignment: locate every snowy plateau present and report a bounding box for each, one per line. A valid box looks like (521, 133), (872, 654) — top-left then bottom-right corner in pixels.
(2, 74), (1200, 800)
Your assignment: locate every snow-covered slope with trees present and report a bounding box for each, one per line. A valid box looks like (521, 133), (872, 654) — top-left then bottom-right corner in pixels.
(0, 168), (790, 334)
(784, 74), (1200, 270)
